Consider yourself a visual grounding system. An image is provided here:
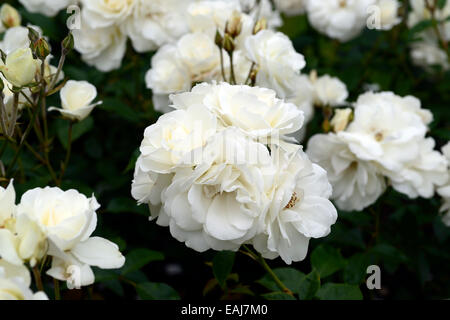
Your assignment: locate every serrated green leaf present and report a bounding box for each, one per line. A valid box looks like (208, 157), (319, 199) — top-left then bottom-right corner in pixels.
(311, 245), (347, 278)
(257, 267), (306, 294)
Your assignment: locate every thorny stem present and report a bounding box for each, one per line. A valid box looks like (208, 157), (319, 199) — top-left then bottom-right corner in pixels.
(48, 53), (66, 93)
(0, 93), (9, 136)
(219, 47), (227, 82)
(229, 51), (237, 85)
(242, 245), (295, 297)
(7, 91), (19, 137)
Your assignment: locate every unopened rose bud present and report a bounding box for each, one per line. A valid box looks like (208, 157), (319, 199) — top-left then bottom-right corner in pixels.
(27, 27), (40, 44)
(253, 18), (267, 34)
(331, 108), (353, 132)
(62, 32), (74, 55)
(215, 30), (223, 48)
(0, 48), (42, 87)
(0, 4), (21, 28)
(33, 38), (51, 60)
(223, 34), (235, 53)
(226, 10), (242, 38)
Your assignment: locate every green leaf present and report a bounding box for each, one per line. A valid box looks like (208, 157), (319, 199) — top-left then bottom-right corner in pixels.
(298, 269), (321, 300)
(56, 117), (94, 149)
(212, 251), (235, 288)
(257, 267), (306, 294)
(121, 249), (164, 275)
(136, 282), (180, 300)
(316, 283), (363, 300)
(99, 98), (143, 123)
(408, 20), (433, 38)
(261, 292), (296, 300)
(343, 253), (374, 285)
(311, 245), (347, 278)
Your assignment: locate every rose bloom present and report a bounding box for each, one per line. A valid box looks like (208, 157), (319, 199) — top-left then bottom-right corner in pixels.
(18, 0), (75, 17)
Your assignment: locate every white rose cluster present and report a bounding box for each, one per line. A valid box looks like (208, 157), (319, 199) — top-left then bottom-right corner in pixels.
(132, 82), (338, 264)
(0, 181), (125, 293)
(307, 91), (449, 212)
(407, 0), (450, 71)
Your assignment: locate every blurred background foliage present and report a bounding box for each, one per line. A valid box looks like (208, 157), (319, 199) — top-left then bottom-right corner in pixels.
(2, 0), (449, 300)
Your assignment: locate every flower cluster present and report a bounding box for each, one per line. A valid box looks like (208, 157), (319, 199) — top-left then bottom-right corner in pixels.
(307, 91), (449, 212)
(132, 82), (338, 264)
(0, 181), (125, 293)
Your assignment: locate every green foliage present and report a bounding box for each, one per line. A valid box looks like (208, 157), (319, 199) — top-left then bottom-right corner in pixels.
(212, 251), (236, 288)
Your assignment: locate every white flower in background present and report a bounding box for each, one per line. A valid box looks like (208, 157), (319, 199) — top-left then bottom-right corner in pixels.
(73, 19), (127, 72)
(49, 80), (102, 121)
(162, 128), (274, 252)
(187, 0), (242, 36)
(273, 0), (306, 16)
(437, 142), (450, 226)
(177, 32), (221, 79)
(145, 45), (191, 113)
(171, 82), (304, 142)
(339, 92), (428, 172)
(18, 0), (75, 17)
(253, 148), (337, 264)
(407, 0), (450, 71)
(47, 237), (125, 289)
(0, 262), (47, 300)
(375, 0), (401, 30)
(0, 48), (41, 87)
(386, 138), (448, 199)
(306, 0), (376, 42)
(124, 0), (193, 52)
(81, 0), (135, 29)
(17, 187), (100, 252)
(310, 73), (349, 107)
(137, 103), (218, 174)
(331, 108), (353, 132)
(0, 4), (21, 29)
(245, 30), (306, 98)
(307, 133), (387, 211)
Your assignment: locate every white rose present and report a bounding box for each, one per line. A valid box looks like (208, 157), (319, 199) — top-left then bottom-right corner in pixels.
(253, 147), (338, 264)
(48, 80), (102, 121)
(306, 0), (376, 42)
(138, 103), (218, 174)
(311, 74), (349, 107)
(17, 187), (100, 252)
(0, 47), (41, 87)
(177, 32), (220, 78)
(171, 82), (304, 142)
(0, 180), (15, 227)
(245, 30), (306, 98)
(18, 0), (75, 17)
(386, 138), (449, 199)
(73, 19), (127, 72)
(124, 0), (192, 52)
(339, 92), (428, 171)
(307, 133), (387, 211)
(81, 0), (135, 29)
(162, 128), (274, 252)
(145, 45), (192, 97)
